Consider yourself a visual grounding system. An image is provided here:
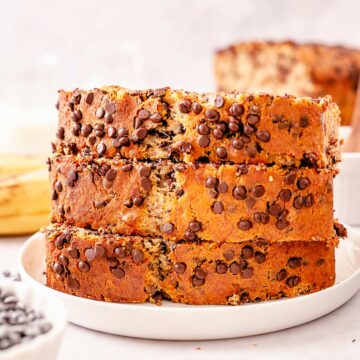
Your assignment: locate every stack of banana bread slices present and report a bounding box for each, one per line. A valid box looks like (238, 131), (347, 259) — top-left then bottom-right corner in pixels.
(45, 86), (345, 305)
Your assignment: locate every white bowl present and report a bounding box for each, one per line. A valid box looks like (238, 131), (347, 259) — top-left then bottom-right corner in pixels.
(18, 230), (360, 340)
(334, 126), (360, 225)
(0, 280), (66, 360)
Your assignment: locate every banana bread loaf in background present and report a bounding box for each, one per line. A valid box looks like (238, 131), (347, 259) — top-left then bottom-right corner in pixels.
(50, 155), (336, 243)
(54, 86), (340, 168)
(214, 41), (360, 125)
(45, 224), (336, 305)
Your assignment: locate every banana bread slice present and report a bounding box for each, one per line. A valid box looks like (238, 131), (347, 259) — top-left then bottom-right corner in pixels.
(54, 86), (340, 168)
(50, 155), (337, 244)
(45, 225), (336, 305)
(214, 40), (360, 125)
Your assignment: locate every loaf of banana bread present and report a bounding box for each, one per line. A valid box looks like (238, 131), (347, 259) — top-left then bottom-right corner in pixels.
(214, 41), (360, 125)
(54, 86), (340, 168)
(45, 225), (336, 305)
(50, 155), (336, 243)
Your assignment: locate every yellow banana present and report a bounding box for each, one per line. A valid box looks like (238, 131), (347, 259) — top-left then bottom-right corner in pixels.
(0, 167), (50, 235)
(0, 154), (46, 178)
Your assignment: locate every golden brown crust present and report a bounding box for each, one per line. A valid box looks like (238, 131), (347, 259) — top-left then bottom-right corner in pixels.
(45, 225), (335, 305)
(50, 155), (336, 243)
(54, 86), (340, 168)
(214, 40), (360, 125)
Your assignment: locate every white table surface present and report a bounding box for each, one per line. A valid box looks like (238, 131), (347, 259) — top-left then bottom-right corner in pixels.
(1, 236), (359, 360)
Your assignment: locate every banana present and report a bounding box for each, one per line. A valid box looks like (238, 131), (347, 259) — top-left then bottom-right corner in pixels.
(0, 154), (46, 178)
(0, 167), (50, 235)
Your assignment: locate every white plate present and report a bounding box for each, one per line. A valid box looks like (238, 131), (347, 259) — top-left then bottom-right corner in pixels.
(18, 229), (360, 340)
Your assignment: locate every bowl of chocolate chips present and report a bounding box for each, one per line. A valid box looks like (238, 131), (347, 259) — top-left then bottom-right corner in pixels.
(0, 279), (66, 360)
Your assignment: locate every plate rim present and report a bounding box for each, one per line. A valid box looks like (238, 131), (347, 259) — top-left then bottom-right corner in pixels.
(18, 228), (360, 313)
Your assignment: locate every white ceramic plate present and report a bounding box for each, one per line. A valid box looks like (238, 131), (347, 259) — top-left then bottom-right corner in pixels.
(18, 229), (360, 340)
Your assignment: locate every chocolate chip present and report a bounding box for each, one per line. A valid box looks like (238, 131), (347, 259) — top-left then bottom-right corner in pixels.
(161, 222), (175, 234)
(254, 252), (266, 264)
(85, 248), (96, 262)
(178, 141), (192, 153)
(256, 130), (270, 142)
(237, 164), (249, 175)
(212, 201), (224, 214)
(96, 108), (105, 119)
(276, 269), (287, 281)
(192, 276), (205, 286)
(97, 142), (106, 155)
(334, 222), (347, 237)
(229, 103), (244, 116)
(285, 172), (296, 185)
(179, 100), (191, 113)
(72, 93), (81, 104)
(288, 257), (302, 268)
(133, 128), (147, 141)
(132, 250), (144, 264)
(232, 185), (247, 200)
(189, 221), (201, 232)
(57, 255), (68, 267)
(191, 102), (202, 114)
(81, 124), (92, 137)
(228, 120), (240, 132)
(279, 189), (292, 202)
(117, 128), (128, 137)
(217, 182), (228, 193)
(299, 116), (309, 128)
(213, 128), (224, 139)
(242, 267), (254, 279)
(68, 277), (80, 290)
(121, 164), (133, 172)
(241, 247), (253, 260)
(304, 194), (314, 207)
(113, 247), (126, 258)
(184, 230), (196, 241)
(205, 176), (218, 188)
(231, 139), (244, 150)
(112, 268), (125, 279)
(253, 212), (269, 224)
(56, 127), (65, 140)
(139, 167), (150, 178)
(107, 257), (119, 267)
(293, 196), (304, 209)
(94, 245), (105, 258)
(216, 262), (228, 274)
(223, 250), (234, 261)
(214, 95), (224, 108)
(297, 177), (310, 190)
(216, 146), (227, 159)
(246, 145), (257, 157)
(94, 123), (105, 137)
(105, 169), (117, 181)
(77, 261), (90, 272)
(67, 247), (79, 259)
(238, 220), (252, 230)
(198, 135), (210, 147)
(244, 124), (255, 135)
(55, 100), (59, 110)
(174, 262), (187, 274)
(141, 177), (152, 191)
(269, 203), (282, 217)
(286, 276), (300, 288)
(104, 112), (113, 124)
(316, 259), (325, 266)
(133, 196), (144, 207)
(276, 219), (289, 230)
(205, 109), (220, 123)
(198, 123), (210, 135)
(138, 109), (150, 120)
(252, 185), (265, 198)
(148, 113), (162, 124)
(85, 92), (94, 105)
(229, 262), (241, 275)
(247, 114), (259, 125)
(52, 262), (63, 274)
(71, 110), (82, 123)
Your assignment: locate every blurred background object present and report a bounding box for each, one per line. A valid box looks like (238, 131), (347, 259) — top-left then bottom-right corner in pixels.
(1, 0), (360, 228)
